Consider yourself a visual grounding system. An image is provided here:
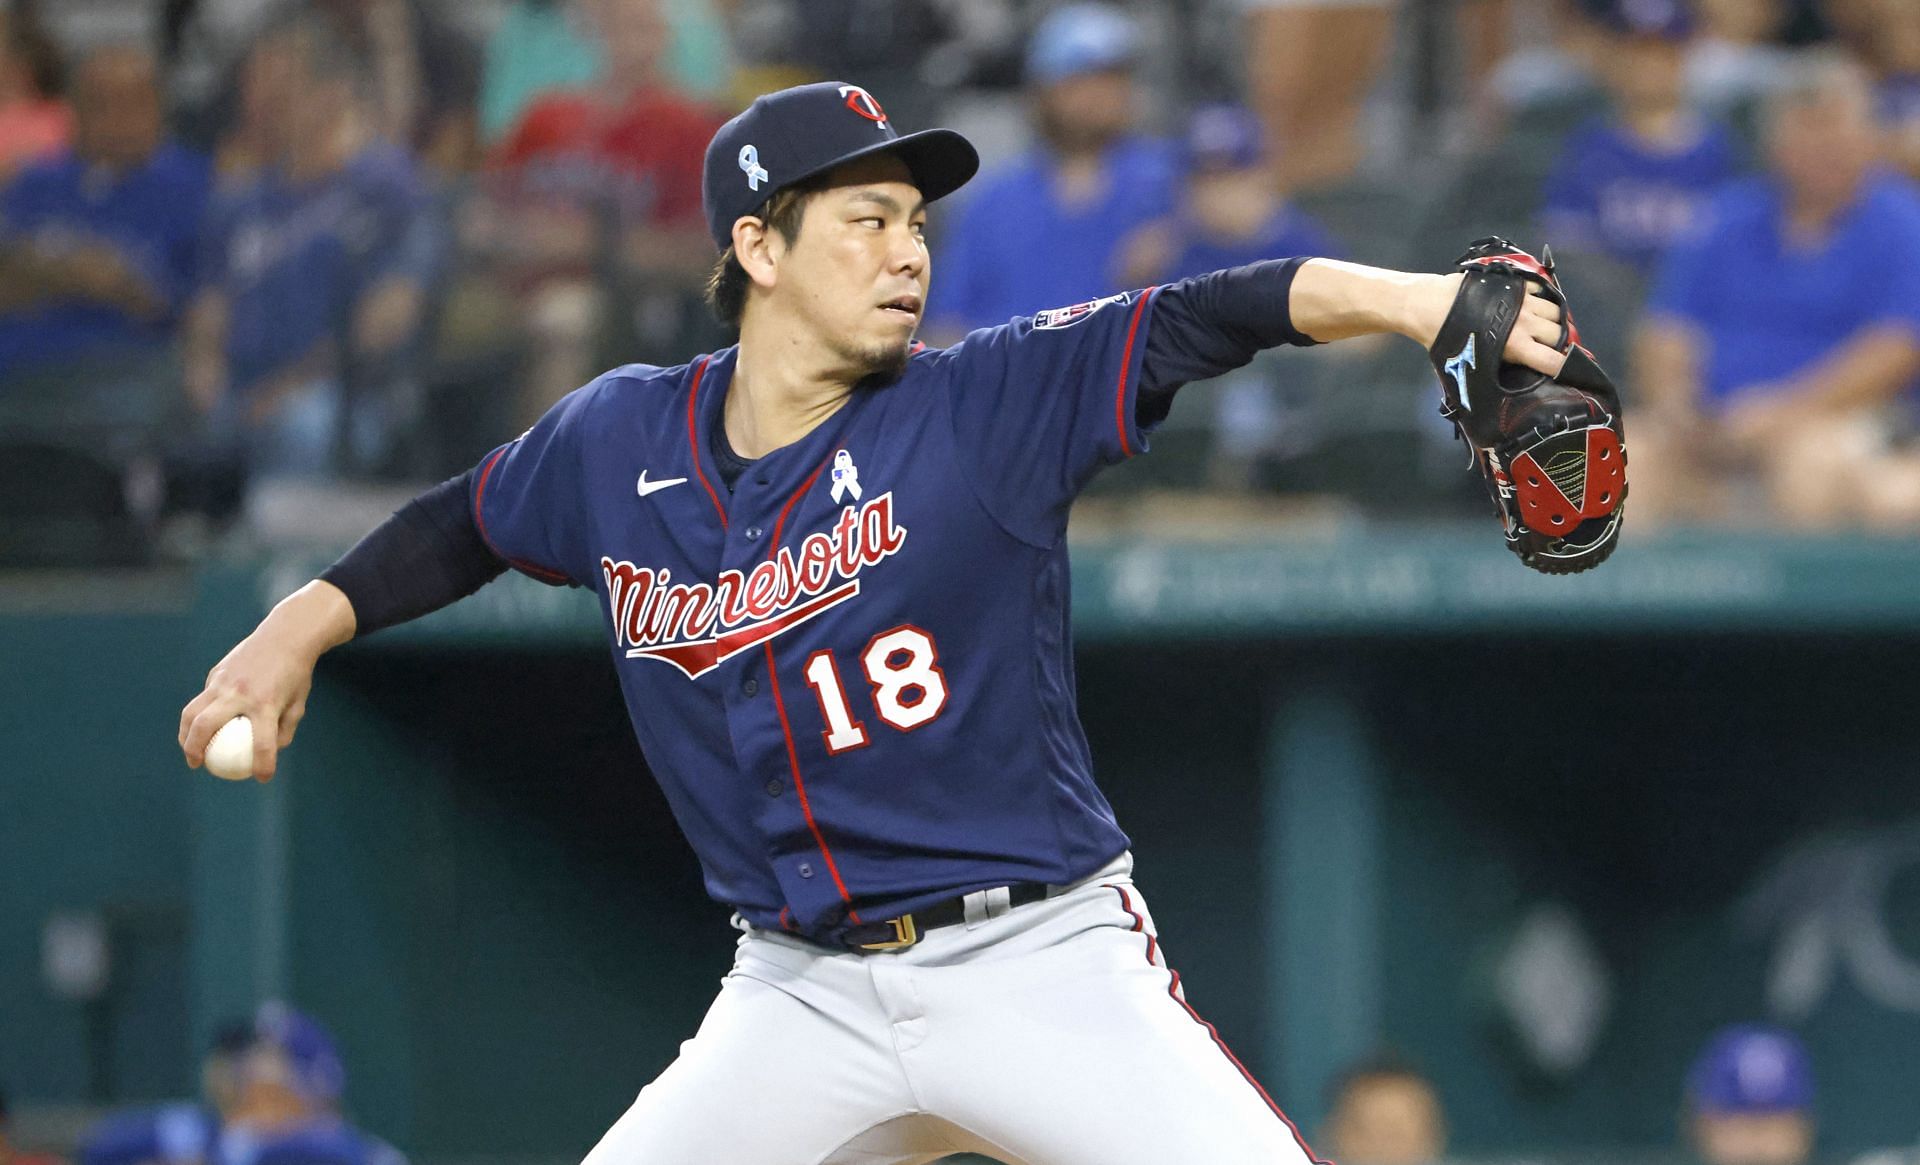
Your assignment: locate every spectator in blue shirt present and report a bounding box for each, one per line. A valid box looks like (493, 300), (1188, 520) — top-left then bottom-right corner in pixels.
(76, 1020), (252, 1165)
(1539, 0), (1742, 278)
(1635, 51), (1920, 526)
(81, 1004), (404, 1165)
(926, 3), (1179, 338)
(1121, 102), (1345, 287)
(184, 17), (438, 480)
(0, 45), (210, 380)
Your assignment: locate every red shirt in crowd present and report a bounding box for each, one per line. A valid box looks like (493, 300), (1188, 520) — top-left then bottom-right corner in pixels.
(0, 98), (70, 179)
(492, 86), (720, 228)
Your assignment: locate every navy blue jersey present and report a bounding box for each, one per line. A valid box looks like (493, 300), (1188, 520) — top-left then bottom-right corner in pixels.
(472, 290), (1163, 941)
(1161, 207), (1344, 285)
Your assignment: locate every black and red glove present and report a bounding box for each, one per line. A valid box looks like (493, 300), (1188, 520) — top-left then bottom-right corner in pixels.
(1428, 237), (1628, 575)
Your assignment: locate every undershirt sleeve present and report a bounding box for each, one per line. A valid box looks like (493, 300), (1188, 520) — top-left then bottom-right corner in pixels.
(1135, 256), (1321, 427)
(318, 469), (511, 636)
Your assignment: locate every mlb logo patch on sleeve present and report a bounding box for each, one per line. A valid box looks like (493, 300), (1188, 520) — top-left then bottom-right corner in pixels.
(1033, 292), (1133, 330)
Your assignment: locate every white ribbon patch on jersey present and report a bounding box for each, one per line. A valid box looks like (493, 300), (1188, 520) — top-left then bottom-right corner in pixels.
(1033, 291), (1132, 330)
(830, 449), (862, 503)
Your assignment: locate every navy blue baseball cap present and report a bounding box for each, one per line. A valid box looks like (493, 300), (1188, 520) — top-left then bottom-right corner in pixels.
(1185, 103), (1267, 173)
(1687, 1025), (1815, 1115)
(702, 81), (980, 252)
(1593, 0), (1695, 39)
(250, 1001), (347, 1103)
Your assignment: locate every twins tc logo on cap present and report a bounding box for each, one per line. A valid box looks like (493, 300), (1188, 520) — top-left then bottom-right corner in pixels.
(739, 144), (769, 191)
(838, 85), (889, 129)
(704, 80), (979, 251)
(737, 89), (883, 193)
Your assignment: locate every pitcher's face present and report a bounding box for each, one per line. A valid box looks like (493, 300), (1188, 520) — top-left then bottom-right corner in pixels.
(771, 155), (931, 379)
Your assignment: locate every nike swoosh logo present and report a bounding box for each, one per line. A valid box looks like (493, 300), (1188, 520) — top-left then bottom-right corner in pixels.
(637, 472), (689, 498)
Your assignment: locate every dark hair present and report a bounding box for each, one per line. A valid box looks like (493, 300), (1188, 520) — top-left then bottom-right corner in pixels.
(257, 10), (368, 101)
(211, 1017), (255, 1056)
(4, 0), (67, 99)
(703, 179), (825, 328)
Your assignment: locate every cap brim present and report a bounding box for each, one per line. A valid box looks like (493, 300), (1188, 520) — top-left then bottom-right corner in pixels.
(792, 128), (980, 206)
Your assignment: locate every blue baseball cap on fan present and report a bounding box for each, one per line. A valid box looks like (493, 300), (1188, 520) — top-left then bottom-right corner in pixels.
(1184, 103), (1267, 173)
(1595, 0), (1695, 39)
(702, 81), (980, 252)
(251, 1001), (347, 1104)
(1026, 3), (1141, 85)
(1687, 1025), (1815, 1115)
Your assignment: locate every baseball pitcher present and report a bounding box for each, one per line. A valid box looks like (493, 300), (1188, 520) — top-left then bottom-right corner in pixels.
(180, 82), (1623, 1164)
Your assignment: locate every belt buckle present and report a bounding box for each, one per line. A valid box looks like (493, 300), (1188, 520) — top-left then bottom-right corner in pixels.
(856, 913), (919, 951)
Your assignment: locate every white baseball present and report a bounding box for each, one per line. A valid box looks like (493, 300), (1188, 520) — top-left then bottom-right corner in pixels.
(204, 716), (256, 781)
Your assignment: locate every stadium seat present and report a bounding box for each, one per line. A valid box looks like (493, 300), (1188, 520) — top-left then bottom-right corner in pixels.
(0, 439), (157, 568)
(1291, 177), (1425, 271)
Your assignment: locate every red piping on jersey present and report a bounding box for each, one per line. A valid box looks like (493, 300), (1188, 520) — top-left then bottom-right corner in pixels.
(763, 455), (861, 923)
(472, 446), (570, 584)
(1114, 287), (1159, 458)
(686, 355), (729, 529)
(1105, 884), (1329, 1164)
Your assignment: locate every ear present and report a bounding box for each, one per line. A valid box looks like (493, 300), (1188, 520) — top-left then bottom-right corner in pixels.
(732, 215), (782, 292)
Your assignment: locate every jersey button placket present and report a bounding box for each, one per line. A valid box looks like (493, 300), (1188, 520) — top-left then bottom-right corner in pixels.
(724, 486), (820, 912)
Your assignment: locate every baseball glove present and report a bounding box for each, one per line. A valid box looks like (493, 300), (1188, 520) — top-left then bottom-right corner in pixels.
(1428, 237), (1627, 575)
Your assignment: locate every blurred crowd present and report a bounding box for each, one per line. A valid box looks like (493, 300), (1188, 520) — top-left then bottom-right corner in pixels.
(0, 1017), (1874, 1165)
(2, 1003), (405, 1165)
(1308, 1028), (1834, 1165)
(3, 0), (1920, 565)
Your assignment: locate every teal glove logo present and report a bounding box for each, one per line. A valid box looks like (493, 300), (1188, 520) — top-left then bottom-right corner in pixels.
(1445, 333), (1478, 411)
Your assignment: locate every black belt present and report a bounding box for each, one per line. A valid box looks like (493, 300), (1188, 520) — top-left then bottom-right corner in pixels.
(839, 882), (1052, 952)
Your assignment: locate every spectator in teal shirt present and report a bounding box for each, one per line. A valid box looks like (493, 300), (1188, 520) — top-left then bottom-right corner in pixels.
(480, 0), (730, 143)
(479, 0), (602, 143)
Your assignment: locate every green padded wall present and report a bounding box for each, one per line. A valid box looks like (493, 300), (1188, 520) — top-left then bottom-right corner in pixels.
(10, 542), (1920, 1165)
(0, 588), (198, 1103)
